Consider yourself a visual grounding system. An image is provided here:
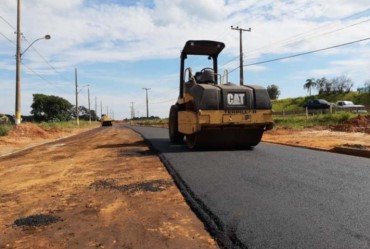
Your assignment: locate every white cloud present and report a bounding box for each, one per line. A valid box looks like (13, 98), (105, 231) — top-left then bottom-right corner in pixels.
(1, 0), (370, 117)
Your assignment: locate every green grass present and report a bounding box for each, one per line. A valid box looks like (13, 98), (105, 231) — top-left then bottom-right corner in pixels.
(0, 125), (10, 136)
(134, 119), (169, 127)
(273, 112), (354, 129)
(38, 120), (99, 131)
(0, 120), (99, 137)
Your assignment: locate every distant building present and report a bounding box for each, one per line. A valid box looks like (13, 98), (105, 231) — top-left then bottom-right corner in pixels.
(357, 86), (370, 92)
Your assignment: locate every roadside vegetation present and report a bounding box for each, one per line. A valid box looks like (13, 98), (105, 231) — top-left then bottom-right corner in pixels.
(38, 120), (99, 131)
(271, 91), (369, 129)
(130, 118), (168, 127)
(0, 93), (100, 137)
(273, 113), (354, 129)
(30, 93), (99, 122)
(0, 125), (10, 136)
(272, 92), (370, 113)
(0, 121), (99, 137)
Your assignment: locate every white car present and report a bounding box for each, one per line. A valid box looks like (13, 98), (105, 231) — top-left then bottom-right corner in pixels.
(335, 101), (367, 113)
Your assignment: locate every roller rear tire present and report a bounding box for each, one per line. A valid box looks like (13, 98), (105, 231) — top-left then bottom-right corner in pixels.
(169, 105), (184, 143)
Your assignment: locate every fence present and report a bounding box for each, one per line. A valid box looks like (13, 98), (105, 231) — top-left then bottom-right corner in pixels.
(273, 106), (369, 117)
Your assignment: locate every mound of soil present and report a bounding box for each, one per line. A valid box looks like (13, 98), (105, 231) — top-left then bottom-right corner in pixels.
(331, 115), (370, 133)
(8, 123), (50, 138)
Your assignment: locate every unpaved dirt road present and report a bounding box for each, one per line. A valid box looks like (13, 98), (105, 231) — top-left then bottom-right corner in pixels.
(0, 125), (217, 249)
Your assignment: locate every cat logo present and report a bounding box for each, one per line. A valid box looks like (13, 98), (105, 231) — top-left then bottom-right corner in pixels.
(227, 93), (245, 106)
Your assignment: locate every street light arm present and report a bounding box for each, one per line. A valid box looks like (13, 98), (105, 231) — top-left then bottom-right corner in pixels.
(21, 35), (51, 56)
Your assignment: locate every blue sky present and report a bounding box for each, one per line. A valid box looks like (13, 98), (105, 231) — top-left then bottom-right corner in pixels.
(1, 0), (370, 119)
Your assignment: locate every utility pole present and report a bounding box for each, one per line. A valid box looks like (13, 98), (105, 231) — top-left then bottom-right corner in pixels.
(88, 86), (91, 125)
(95, 96), (97, 121)
(231, 26), (251, 85)
(14, 0), (50, 124)
(15, 0), (21, 125)
(130, 102), (135, 119)
(142, 88), (151, 118)
(75, 68), (79, 126)
(100, 100), (102, 117)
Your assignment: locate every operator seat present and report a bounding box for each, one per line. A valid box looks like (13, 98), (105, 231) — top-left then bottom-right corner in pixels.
(200, 69), (215, 83)
(194, 72), (203, 83)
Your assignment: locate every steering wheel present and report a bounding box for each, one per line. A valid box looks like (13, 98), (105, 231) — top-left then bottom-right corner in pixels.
(201, 67), (214, 73)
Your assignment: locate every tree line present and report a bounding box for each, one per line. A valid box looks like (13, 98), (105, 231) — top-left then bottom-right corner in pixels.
(30, 94), (98, 122)
(303, 74), (364, 96)
(266, 74), (370, 101)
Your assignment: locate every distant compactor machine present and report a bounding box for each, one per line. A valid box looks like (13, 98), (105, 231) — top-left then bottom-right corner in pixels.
(169, 40), (274, 149)
(100, 114), (113, 126)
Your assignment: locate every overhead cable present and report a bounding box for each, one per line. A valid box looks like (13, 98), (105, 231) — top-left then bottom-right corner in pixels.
(229, 37), (370, 73)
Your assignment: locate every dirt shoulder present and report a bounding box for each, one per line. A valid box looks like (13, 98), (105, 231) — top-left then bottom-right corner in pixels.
(0, 124), (217, 249)
(262, 128), (370, 151)
(262, 115), (370, 156)
(0, 123), (96, 157)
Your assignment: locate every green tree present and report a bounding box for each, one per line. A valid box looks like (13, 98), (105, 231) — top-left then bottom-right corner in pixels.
(303, 78), (317, 96)
(330, 75), (353, 93)
(266, 84), (281, 100)
(77, 106), (98, 121)
(316, 77), (329, 93)
(31, 94), (73, 122)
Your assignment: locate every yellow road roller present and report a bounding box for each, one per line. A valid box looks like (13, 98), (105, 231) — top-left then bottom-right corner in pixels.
(169, 40), (274, 149)
(100, 114), (113, 126)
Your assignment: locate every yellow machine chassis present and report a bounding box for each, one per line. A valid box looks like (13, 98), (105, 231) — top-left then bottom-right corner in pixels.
(178, 109), (273, 135)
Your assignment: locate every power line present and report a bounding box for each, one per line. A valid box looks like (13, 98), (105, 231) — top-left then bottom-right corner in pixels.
(297, 17), (370, 44)
(0, 14), (73, 85)
(245, 7), (370, 58)
(0, 15), (16, 30)
(0, 15), (73, 84)
(0, 31), (16, 46)
(229, 37), (370, 73)
(22, 36), (74, 83)
(21, 62), (71, 94)
(221, 8), (370, 69)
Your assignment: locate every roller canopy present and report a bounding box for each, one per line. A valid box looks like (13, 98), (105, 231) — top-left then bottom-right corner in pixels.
(181, 40), (225, 57)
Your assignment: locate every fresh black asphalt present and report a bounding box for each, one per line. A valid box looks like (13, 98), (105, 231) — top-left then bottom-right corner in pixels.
(126, 125), (370, 249)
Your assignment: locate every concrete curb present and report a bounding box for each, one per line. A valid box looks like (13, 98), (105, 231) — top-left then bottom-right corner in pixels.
(263, 140), (370, 159)
(333, 146), (370, 158)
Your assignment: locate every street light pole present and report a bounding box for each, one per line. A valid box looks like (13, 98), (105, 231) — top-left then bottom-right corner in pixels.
(14, 0), (51, 125)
